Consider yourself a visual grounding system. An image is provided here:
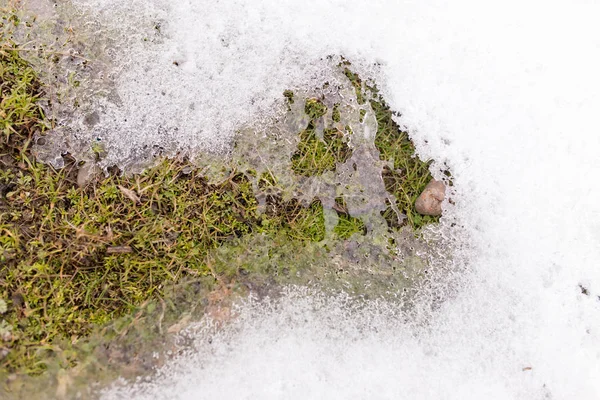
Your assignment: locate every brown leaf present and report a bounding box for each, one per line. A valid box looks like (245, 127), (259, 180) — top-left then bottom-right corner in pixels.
(118, 185), (140, 204)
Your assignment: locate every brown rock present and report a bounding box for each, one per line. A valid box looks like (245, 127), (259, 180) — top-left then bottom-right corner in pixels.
(415, 179), (446, 216)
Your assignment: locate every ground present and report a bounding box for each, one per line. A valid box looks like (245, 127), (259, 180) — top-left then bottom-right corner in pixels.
(0, 5), (439, 395)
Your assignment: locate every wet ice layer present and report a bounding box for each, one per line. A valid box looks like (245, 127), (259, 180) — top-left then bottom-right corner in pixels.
(21, 0), (600, 398)
(23, 0), (381, 170)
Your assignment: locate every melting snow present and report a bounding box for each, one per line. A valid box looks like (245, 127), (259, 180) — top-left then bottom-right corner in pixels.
(22, 0), (600, 398)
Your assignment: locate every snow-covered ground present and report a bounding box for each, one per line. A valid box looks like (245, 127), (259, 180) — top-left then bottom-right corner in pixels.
(52, 0), (599, 398)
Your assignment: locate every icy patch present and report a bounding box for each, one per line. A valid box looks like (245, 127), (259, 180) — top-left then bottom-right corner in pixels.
(23, 0), (382, 170)
(103, 288), (484, 400)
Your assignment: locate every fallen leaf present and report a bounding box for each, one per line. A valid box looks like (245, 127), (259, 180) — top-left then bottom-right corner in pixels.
(118, 185), (140, 204)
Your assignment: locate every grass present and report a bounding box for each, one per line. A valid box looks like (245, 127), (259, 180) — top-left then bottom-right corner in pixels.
(343, 67), (366, 105)
(304, 97), (327, 120)
(292, 62), (438, 229)
(291, 99), (352, 176)
(370, 98), (438, 228)
(283, 90), (294, 104)
(331, 103), (341, 122)
(333, 197), (366, 239)
(0, 154), (328, 375)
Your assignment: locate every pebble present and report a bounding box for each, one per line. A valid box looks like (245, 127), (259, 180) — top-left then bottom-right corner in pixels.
(77, 162), (99, 188)
(415, 179), (446, 216)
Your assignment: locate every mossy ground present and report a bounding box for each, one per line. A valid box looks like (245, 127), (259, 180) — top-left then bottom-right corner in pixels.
(332, 197), (366, 240)
(0, 7), (440, 387)
(341, 57), (439, 229)
(291, 124), (352, 177)
(0, 16), (328, 376)
(291, 97), (352, 177)
(370, 98), (439, 228)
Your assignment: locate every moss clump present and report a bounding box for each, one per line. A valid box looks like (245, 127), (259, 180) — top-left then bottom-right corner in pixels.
(343, 68), (365, 105)
(291, 124), (352, 176)
(332, 103), (341, 122)
(0, 32), (440, 379)
(263, 197), (325, 243)
(359, 109), (366, 123)
(1, 159), (256, 373)
(333, 197), (366, 239)
(370, 98), (438, 229)
(335, 64), (439, 230)
(0, 36), (47, 154)
(291, 96), (353, 176)
(257, 170), (277, 189)
(304, 98), (327, 120)
(283, 90), (294, 104)
(0, 145), (330, 375)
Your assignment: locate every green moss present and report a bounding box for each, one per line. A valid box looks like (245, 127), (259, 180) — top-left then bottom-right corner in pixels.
(284, 199), (326, 242)
(257, 170), (277, 188)
(343, 68), (365, 105)
(291, 124), (351, 176)
(283, 90), (294, 104)
(333, 197), (366, 239)
(0, 24), (330, 374)
(332, 103), (341, 122)
(0, 36), (47, 154)
(261, 195), (326, 242)
(0, 29), (439, 379)
(304, 98), (327, 120)
(370, 98), (438, 229)
(1, 159), (259, 372)
(359, 109), (366, 123)
(337, 64), (439, 230)
(323, 127), (351, 163)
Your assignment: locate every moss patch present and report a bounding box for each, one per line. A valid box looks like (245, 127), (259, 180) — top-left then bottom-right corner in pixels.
(291, 124), (352, 176)
(0, 34), (47, 154)
(291, 97), (352, 177)
(0, 23), (329, 374)
(333, 197), (366, 239)
(343, 67), (365, 105)
(0, 149), (330, 375)
(331, 103), (341, 122)
(0, 13), (442, 384)
(304, 97), (327, 120)
(370, 98), (438, 229)
(283, 89), (294, 104)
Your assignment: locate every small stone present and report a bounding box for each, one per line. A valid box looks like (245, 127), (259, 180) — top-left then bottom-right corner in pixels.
(415, 179), (446, 216)
(77, 162), (99, 188)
